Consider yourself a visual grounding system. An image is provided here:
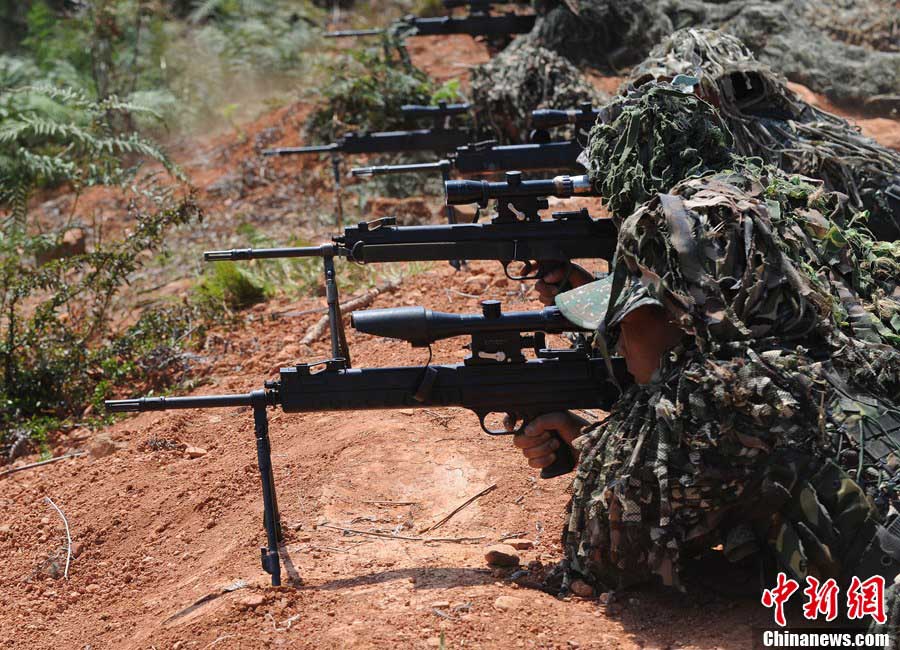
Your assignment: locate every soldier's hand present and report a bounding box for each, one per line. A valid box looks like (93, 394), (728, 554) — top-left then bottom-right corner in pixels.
(507, 411), (588, 470)
(534, 263), (594, 306)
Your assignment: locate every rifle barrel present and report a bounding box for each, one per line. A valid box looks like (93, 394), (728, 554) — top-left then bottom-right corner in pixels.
(262, 144), (339, 156)
(106, 394), (256, 412)
(323, 28), (383, 37)
(351, 161), (449, 177)
(204, 245), (343, 261)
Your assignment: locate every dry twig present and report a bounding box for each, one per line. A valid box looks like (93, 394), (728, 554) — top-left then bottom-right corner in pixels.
(1, 452), (85, 478)
(319, 523), (483, 543)
(419, 483), (497, 534)
(44, 497), (72, 579)
(300, 280), (400, 345)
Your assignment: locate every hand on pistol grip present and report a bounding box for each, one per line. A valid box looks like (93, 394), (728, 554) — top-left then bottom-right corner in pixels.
(505, 411), (588, 479)
(533, 262), (595, 306)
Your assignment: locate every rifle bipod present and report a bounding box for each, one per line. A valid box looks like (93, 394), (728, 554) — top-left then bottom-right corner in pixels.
(252, 395), (283, 586)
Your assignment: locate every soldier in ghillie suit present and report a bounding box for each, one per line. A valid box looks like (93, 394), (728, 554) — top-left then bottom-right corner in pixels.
(469, 37), (606, 144)
(625, 28), (900, 241)
(521, 83), (900, 632)
(528, 0), (900, 111)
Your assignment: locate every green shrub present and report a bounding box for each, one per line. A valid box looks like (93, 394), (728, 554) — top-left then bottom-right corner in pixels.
(305, 37), (435, 141)
(196, 262), (267, 309)
(0, 85), (210, 448)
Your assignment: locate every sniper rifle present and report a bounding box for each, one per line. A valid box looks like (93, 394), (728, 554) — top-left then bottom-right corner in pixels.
(262, 102), (475, 228)
(324, 12), (535, 39)
(106, 301), (631, 586)
(351, 139), (583, 179)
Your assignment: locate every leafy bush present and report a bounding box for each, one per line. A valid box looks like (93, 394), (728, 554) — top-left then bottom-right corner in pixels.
(305, 37), (437, 141)
(0, 85), (209, 450)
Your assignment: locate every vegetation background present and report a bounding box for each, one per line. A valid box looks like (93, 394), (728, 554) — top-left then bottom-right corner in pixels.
(0, 0), (447, 458)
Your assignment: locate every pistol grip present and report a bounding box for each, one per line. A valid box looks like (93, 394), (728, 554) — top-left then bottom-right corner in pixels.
(539, 432), (577, 479)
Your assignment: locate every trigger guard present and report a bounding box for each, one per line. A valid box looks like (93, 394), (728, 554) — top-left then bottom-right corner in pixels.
(479, 412), (523, 436)
(502, 260), (541, 282)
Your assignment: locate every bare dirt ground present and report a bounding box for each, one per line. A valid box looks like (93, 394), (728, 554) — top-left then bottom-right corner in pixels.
(2, 35), (899, 650)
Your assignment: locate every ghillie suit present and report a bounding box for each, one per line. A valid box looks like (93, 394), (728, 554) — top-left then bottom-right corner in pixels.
(528, 0), (900, 110)
(557, 164), (900, 628)
(527, 0), (672, 71)
(582, 82), (734, 219)
(625, 29), (900, 240)
(469, 37), (606, 144)
(304, 34), (436, 142)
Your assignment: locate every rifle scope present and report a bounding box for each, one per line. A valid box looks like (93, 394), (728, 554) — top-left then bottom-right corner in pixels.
(443, 0), (529, 7)
(351, 301), (585, 347)
(401, 102), (470, 118)
(445, 171), (592, 206)
(531, 103), (600, 130)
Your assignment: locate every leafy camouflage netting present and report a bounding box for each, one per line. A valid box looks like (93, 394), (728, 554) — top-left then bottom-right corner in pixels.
(583, 83), (733, 219)
(469, 37), (606, 144)
(563, 164), (900, 598)
(802, 0), (900, 53)
(625, 29), (900, 241)
(527, 0), (672, 71)
(529, 1), (900, 109)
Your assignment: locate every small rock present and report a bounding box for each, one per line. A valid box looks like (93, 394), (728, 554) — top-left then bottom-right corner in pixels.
(570, 579), (594, 598)
(430, 601), (450, 609)
(463, 274), (492, 294)
(0, 524), (11, 535)
(71, 542), (84, 558)
(504, 538), (534, 550)
(484, 544), (520, 567)
(493, 595), (523, 611)
(236, 592), (266, 609)
(85, 584), (100, 593)
(295, 534), (311, 543)
(184, 446), (208, 459)
(88, 435), (122, 459)
(426, 638), (442, 648)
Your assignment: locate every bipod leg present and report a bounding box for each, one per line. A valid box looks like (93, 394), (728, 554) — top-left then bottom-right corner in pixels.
(323, 254), (351, 366)
(441, 163), (465, 270)
(252, 396), (282, 587)
(330, 153), (344, 229)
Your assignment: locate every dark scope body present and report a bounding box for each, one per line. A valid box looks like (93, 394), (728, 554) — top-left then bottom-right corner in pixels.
(401, 102), (470, 119)
(443, 0), (528, 7)
(446, 171), (591, 206)
(531, 103), (599, 130)
(351, 301), (584, 347)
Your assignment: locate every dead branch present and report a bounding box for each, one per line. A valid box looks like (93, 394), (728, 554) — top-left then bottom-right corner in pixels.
(300, 280), (401, 345)
(44, 497), (72, 579)
(419, 483), (497, 534)
(319, 523), (483, 543)
(362, 500), (419, 506)
(1, 451), (85, 478)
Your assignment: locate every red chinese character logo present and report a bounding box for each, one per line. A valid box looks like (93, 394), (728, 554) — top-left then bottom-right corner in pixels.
(802, 577), (839, 622)
(847, 576), (886, 625)
(762, 572), (800, 627)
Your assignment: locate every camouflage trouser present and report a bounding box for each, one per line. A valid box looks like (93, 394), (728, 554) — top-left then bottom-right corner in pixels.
(564, 445), (900, 641)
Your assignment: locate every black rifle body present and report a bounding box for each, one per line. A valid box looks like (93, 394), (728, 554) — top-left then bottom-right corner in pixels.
(108, 355), (627, 467)
(352, 140), (583, 179)
(264, 128), (473, 157)
(325, 13), (535, 38)
(205, 210), (616, 278)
